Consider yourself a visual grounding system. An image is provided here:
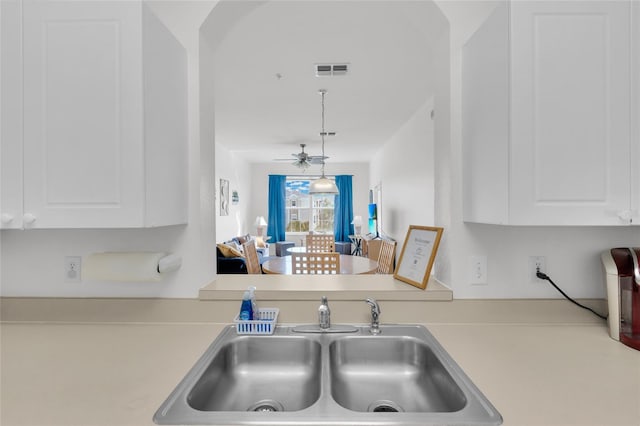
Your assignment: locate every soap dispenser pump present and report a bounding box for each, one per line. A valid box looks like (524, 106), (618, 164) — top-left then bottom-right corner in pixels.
(318, 296), (331, 329)
(239, 290), (253, 321)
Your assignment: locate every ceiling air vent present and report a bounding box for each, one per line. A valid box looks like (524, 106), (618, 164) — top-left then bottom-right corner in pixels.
(315, 63), (349, 77)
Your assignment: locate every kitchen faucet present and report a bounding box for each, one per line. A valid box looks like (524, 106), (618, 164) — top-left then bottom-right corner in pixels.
(365, 298), (381, 335)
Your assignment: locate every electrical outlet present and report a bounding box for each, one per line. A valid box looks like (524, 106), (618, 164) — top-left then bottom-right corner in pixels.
(528, 256), (546, 283)
(65, 256), (82, 282)
(469, 255), (488, 285)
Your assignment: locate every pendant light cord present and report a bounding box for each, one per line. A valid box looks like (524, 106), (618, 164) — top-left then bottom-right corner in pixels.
(320, 89), (326, 177)
(309, 89), (339, 195)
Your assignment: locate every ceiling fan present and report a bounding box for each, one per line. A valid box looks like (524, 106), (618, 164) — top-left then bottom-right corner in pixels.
(273, 143), (328, 170)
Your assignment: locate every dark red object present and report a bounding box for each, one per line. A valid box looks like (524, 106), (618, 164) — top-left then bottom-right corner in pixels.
(610, 248), (640, 351)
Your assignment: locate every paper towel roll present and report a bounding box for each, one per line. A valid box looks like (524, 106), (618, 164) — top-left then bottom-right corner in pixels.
(158, 254), (182, 274)
(84, 252), (181, 282)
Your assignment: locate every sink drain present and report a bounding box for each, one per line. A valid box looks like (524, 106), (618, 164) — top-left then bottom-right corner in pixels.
(247, 399), (284, 412)
(368, 400), (404, 413)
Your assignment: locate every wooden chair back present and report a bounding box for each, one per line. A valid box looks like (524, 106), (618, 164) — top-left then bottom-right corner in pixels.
(376, 240), (397, 274)
(306, 234), (335, 253)
(242, 240), (262, 274)
(292, 252), (341, 275)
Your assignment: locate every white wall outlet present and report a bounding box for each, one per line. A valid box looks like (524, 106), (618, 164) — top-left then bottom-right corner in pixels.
(469, 255), (488, 285)
(528, 256), (546, 283)
(65, 256), (82, 282)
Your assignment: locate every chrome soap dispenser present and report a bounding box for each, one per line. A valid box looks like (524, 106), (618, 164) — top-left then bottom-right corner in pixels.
(318, 296), (330, 330)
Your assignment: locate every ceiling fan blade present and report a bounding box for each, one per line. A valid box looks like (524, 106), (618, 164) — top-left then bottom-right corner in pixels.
(308, 156), (329, 164)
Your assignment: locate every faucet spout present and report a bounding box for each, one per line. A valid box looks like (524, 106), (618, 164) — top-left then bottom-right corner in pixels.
(365, 298), (381, 335)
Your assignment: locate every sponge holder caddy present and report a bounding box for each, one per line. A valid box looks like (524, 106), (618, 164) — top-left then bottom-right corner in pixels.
(233, 308), (279, 335)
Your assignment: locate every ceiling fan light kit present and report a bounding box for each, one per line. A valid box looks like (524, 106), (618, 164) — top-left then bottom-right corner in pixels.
(295, 160), (311, 170)
(292, 144), (311, 170)
(309, 89), (339, 195)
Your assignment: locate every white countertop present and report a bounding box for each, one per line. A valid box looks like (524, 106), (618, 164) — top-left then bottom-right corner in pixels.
(1, 300), (638, 426)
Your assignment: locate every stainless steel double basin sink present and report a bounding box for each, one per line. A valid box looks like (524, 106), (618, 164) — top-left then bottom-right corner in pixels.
(154, 324), (502, 425)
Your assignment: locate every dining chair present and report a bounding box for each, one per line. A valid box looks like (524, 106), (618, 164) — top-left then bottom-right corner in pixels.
(242, 240), (262, 274)
(306, 234), (335, 253)
(376, 240), (397, 274)
(292, 252), (340, 274)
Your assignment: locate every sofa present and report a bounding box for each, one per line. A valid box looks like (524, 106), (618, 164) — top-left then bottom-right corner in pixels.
(216, 234), (270, 274)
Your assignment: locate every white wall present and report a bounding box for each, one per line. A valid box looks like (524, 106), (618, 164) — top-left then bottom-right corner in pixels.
(214, 143), (253, 240)
(435, 0), (640, 299)
(370, 98), (435, 248)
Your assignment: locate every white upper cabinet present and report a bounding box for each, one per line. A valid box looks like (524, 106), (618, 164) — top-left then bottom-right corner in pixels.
(463, 1), (634, 226)
(1, 0), (187, 229)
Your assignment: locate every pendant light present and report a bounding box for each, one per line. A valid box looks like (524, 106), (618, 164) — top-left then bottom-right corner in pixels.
(309, 89), (339, 195)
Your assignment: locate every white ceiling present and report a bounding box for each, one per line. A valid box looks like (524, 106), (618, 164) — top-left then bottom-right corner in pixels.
(206, 0), (447, 165)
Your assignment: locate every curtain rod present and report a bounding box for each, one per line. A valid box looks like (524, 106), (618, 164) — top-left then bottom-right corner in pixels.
(283, 174), (353, 179)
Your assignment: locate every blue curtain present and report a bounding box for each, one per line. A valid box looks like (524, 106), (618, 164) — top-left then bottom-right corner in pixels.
(267, 175), (286, 242)
(334, 175), (354, 242)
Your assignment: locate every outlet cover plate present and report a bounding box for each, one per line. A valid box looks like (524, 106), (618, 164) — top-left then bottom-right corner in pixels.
(469, 255), (488, 285)
(528, 256), (546, 283)
(65, 256), (82, 282)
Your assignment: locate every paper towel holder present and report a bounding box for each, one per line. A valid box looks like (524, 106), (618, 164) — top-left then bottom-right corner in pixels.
(157, 254), (182, 274)
(84, 252), (182, 282)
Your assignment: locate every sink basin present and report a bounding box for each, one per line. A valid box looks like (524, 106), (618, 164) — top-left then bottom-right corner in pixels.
(330, 336), (467, 413)
(154, 325), (502, 425)
(187, 336), (321, 412)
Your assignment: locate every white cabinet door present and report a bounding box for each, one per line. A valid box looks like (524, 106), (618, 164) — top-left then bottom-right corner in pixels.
(462, 3), (510, 225)
(21, 0), (145, 228)
(509, 1), (631, 225)
(463, 0), (634, 226)
(1, 0), (24, 229)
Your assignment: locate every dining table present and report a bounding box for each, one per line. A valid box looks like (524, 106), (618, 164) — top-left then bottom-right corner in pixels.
(262, 253), (378, 275)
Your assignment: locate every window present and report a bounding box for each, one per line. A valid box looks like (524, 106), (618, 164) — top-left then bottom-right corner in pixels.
(285, 178), (335, 233)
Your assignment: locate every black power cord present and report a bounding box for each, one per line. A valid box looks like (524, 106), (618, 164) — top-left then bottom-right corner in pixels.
(536, 271), (608, 320)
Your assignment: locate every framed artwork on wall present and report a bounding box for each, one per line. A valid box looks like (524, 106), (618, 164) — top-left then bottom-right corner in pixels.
(220, 179), (229, 216)
(394, 225), (443, 290)
(373, 182), (382, 234)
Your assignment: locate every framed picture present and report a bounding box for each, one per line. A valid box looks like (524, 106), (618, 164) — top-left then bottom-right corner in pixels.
(394, 225), (444, 290)
(373, 182), (383, 235)
(220, 179), (229, 216)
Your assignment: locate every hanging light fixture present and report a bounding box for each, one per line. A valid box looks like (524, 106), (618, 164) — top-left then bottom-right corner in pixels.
(309, 89), (339, 195)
